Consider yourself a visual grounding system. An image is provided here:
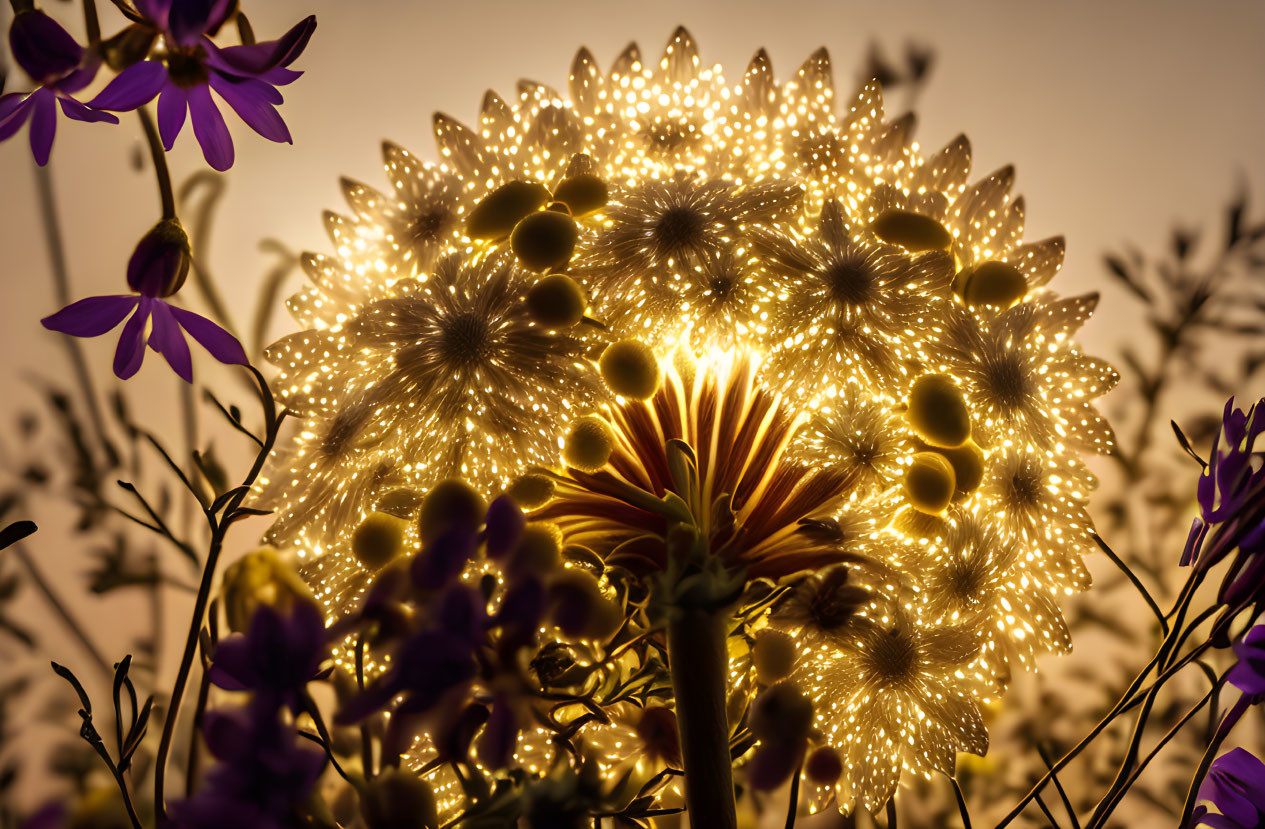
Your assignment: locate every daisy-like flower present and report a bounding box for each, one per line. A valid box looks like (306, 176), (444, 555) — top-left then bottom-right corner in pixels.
(40, 219), (246, 381)
(911, 510), (1071, 679)
(579, 173), (800, 338)
(791, 605), (987, 811)
(937, 294), (1119, 453)
(677, 248), (772, 349)
(0, 10), (141, 165)
(535, 352), (859, 581)
(334, 144), (464, 279)
(90, 0), (316, 171)
(981, 445), (1097, 592)
(268, 253), (603, 504)
(755, 199), (955, 394)
(791, 386), (914, 497)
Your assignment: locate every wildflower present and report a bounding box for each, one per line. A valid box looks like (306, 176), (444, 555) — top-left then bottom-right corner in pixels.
(88, 1), (317, 171)
(1191, 748), (1265, 829)
(208, 602), (328, 712)
(169, 700), (326, 829)
(0, 10), (144, 165)
(1183, 398), (1265, 610)
(1227, 625), (1265, 700)
(40, 220), (247, 381)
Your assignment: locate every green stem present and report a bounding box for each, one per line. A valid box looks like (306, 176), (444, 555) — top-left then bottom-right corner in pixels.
(667, 608), (737, 829)
(137, 107), (176, 220)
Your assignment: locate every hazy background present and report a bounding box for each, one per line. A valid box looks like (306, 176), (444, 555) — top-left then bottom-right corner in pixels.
(1, 0), (1263, 815)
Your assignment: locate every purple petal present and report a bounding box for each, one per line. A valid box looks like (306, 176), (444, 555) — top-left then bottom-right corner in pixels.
(53, 60), (101, 95)
(156, 82), (188, 150)
(206, 634), (253, 691)
(0, 95), (33, 144)
(484, 495), (524, 559)
(58, 96), (119, 125)
(113, 299), (153, 380)
(209, 73), (291, 143)
(168, 305), (248, 366)
(8, 11), (82, 83)
(87, 61), (167, 111)
(258, 66), (302, 87)
(187, 84), (233, 171)
(133, 0), (170, 28)
(148, 301), (193, 383)
(205, 16), (316, 76)
(167, 0), (217, 48)
(27, 88), (56, 166)
(41, 295), (139, 337)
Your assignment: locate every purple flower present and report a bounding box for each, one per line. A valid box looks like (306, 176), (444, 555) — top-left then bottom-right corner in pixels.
(169, 700), (326, 829)
(87, 0), (317, 171)
(40, 220), (247, 382)
(1191, 748), (1265, 828)
(1182, 398), (1265, 611)
(208, 602), (328, 712)
(1227, 625), (1265, 701)
(1197, 399), (1265, 525)
(0, 11), (124, 165)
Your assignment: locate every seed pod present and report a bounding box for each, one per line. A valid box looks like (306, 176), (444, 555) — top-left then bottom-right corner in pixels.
(352, 511), (411, 570)
(752, 629), (797, 684)
(599, 339), (660, 400)
(933, 439), (986, 500)
(526, 273), (587, 327)
(907, 374), (971, 448)
(805, 745), (843, 784)
(360, 767), (440, 829)
(905, 451), (957, 514)
(872, 209), (952, 252)
(465, 180), (550, 240)
(552, 172), (609, 217)
(562, 415), (615, 472)
(507, 473), (556, 509)
(510, 523), (563, 578)
(511, 209), (579, 272)
(962, 260), (1027, 308)
(417, 478), (485, 544)
(749, 682), (813, 744)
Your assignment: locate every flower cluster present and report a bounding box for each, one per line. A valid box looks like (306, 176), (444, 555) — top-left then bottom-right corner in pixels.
(258, 29), (1116, 815)
(1183, 398), (1265, 616)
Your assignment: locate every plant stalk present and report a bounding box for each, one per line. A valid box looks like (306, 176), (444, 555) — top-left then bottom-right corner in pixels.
(667, 608), (737, 829)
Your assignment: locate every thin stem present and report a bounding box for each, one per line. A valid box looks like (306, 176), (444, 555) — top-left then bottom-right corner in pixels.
(82, 0), (100, 43)
(356, 633), (374, 779)
(11, 540), (111, 678)
(153, 367), (281, 821)
(1037, 745), (1080, 829)
(1087, 676), (1224, 829)
(886, 798), (899, 829)
(783, 760), (802, 829)
(1178, 695), (1250, 827)
(1091, 533), (1167, 634)
(1034, 794), (1061, 829)
(951, 778), (972, 829)
(137, 107), (176, 220)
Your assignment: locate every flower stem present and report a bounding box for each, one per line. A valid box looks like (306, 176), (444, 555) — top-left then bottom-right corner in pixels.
(1178, 695), (1250, 827)
(667, 607), (737, 829)
(137, 107), (176, 220)
(153, 366), (281, 821)
(81, 0), (100, 44)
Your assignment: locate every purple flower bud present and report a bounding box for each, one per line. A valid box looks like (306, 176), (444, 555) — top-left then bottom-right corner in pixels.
(484, 495), (525, 559)
(476, 693), (520, 770)
(9, 11), (82, 85)
(127, 219), (191, 298)
(747, 738), (805, 792)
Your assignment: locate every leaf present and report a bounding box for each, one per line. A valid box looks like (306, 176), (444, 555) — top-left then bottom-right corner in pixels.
(0, 521), (36, 551)
(1171, 421), (1208, 470)
(51, 662), (93, 714)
